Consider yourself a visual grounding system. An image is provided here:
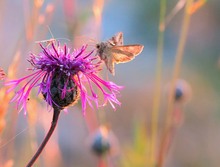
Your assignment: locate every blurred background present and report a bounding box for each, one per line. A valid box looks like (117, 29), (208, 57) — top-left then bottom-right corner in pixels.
(0, 0), (219, 167)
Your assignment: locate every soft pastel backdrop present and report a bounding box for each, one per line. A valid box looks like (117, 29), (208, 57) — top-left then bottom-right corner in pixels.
(0, 0), (219, 167)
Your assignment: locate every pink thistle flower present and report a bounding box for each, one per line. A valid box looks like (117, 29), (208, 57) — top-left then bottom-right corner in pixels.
(6, 42), (123, 115)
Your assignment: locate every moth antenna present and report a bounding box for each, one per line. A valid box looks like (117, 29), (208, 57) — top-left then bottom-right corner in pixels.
(87, 43), (96, 47)
(88, 38), (97, 43)
(55, 38), (71, 42)
(74, 35), (98, 46)
(47, 25), (55, 39)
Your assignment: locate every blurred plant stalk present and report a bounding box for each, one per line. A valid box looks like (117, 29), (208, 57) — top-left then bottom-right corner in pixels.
(151, 0), (206, 166)
(0, 51), (20, 166)
(150, 0), (166, 166)
(92, 0), (105, 126)
(158, 0), (193, 166)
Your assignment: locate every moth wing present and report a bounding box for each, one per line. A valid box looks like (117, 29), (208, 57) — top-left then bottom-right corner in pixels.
(111, 45), (144, 63)
(102, 52), (115, 75)
(97, 47), (116, 75)
(111, 51), (134, 64)
(114, 32), (123, 46)
(109, 32), (124, 46)
(114, 45), (144, 55)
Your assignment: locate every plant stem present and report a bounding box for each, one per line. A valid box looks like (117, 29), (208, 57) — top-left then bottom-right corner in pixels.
(158, 0), (193, 166)
(26, 107), (61, 167)
(150, 0), (166, 166)
(165, 0), (192, 137)
(98, 157), (107, 167)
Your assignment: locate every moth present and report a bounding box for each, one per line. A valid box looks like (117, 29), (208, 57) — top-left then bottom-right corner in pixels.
(35, 38), (70, 47)
(96, 32), (144, 75)
(35, 26), (69, 46)
(35, 38), (57, 46)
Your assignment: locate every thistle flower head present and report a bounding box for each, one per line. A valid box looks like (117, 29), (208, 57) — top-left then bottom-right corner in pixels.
(6, 42), (123, 114)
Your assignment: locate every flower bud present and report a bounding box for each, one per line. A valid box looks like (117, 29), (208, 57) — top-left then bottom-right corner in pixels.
(89, 126), (119, 157)
(166, 79), (192, 104)
(43, 73), (79, 110)
(91, 126), (111, 156)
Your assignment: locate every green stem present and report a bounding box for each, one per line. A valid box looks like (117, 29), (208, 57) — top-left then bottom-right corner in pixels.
(165, 0), (192, 136)
(158, 1), (193, 166)
(150, 0), (166, 166)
